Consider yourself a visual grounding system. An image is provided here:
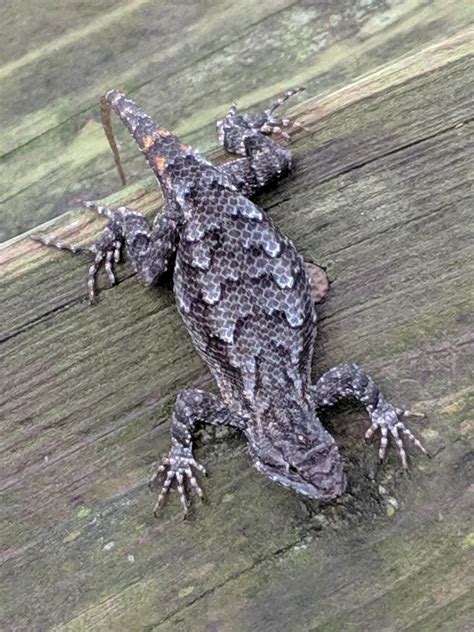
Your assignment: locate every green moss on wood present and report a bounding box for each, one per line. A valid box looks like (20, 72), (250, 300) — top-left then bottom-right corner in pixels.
(1, 14), (473, 632)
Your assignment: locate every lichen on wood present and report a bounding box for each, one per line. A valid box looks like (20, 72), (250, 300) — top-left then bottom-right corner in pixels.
(1, 9), (473, 632)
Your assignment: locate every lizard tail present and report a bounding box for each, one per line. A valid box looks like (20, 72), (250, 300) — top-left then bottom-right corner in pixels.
(100, 90), (131, 185)
(100, 89), (178, 186)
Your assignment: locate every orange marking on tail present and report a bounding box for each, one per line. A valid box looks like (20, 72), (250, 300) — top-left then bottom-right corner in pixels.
(154, 156), (167, 173)
(142, 135), (155, 150)
(157, 127), (172, 137)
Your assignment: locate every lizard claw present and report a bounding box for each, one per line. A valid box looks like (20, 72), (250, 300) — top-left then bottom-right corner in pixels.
(397, 408), (426, 419)
(150, 446), (206, 517)
(365, 400), (429, 469)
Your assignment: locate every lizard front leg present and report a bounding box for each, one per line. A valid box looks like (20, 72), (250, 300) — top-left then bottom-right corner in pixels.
(32, 200), (182, 302)
(150, 389), (246, 517)
(311, 363), (428, 468)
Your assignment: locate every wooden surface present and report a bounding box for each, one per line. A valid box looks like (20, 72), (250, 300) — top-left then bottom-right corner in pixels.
(1, 0), (473, 241)
(1, 3), (473, 631)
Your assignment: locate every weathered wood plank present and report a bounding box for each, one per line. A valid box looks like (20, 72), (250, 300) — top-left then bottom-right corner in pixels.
(1, 32), (473, 632)
(1, 0), (472, 239)
(2, 32), (472, 339)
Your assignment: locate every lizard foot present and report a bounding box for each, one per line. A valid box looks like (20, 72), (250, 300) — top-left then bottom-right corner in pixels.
(218, 88), (304, 146)
(150, 446), (206, 518)
(32, 201), (124, 304)
(365, 399), (429, 469)
(251, 87), (305, 139)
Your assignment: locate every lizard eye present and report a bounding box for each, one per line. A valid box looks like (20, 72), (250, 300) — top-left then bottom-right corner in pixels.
(288, 463), (298, 474)
(297, 434), (307, 445)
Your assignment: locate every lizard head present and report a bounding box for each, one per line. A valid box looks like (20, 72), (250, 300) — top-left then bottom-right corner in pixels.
(248, 409), (346, 502)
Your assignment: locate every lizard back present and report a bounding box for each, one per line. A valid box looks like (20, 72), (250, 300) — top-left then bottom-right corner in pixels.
(173, 169), (317, 412)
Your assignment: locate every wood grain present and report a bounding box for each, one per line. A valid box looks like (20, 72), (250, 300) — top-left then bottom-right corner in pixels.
(1, 0), (472, 240)
(1, 18), (473, 632)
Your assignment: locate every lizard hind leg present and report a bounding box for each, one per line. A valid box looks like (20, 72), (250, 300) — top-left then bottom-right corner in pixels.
(217, 88), (304, 195)
(32, 202), (181, 303)
(217, 87), (304, 155)
(254, 87), (306, 139)
(31, 198), (180, 303)
(31, 219), (123, 304)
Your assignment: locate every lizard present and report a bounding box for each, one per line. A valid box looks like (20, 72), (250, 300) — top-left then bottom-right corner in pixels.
(33, 89), (428, 516)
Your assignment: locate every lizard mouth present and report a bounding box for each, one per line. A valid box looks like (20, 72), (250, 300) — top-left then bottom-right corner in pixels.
(277, 467), (346, 501)
(254, 447), (347, 502)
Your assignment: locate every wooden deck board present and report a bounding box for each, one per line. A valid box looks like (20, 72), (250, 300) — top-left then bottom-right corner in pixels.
(1, 11), (473, 632)
(1, 0), (472, 240)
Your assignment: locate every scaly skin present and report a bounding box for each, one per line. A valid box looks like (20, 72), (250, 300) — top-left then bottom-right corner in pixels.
(33, 89), (428, 517)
